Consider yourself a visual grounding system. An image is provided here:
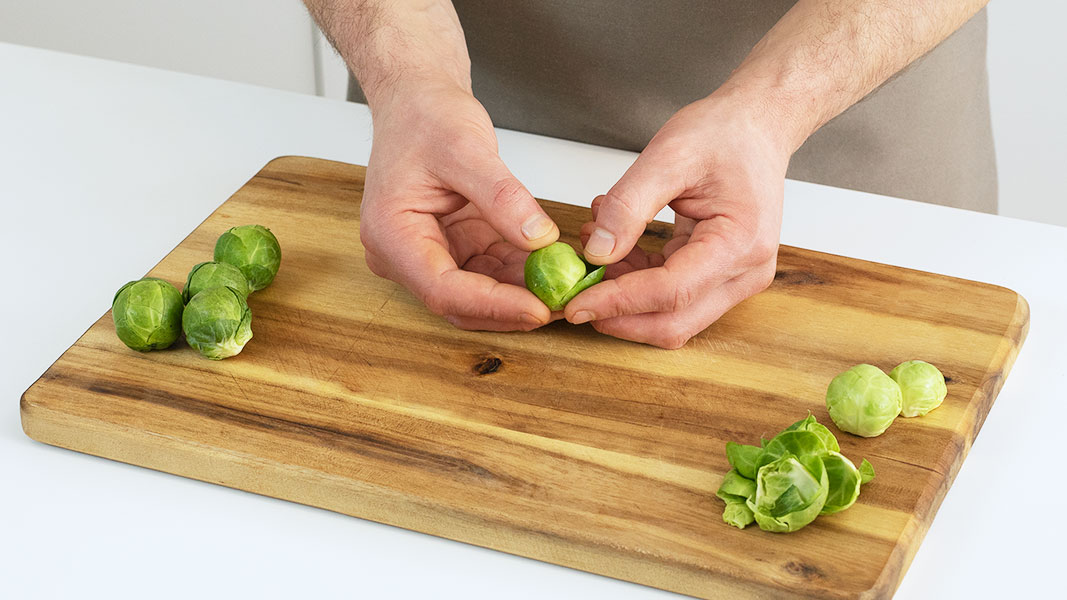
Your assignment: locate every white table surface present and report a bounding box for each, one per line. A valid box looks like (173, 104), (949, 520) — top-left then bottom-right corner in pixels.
(1, 42), (1064, 599)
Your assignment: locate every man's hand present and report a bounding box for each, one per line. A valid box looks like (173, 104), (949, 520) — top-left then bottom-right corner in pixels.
(361, 83), (559, 330)
(565, 95), (789, 349)
(304, 0), (559, 330)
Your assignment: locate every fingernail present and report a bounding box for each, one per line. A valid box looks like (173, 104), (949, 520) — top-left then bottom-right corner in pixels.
(571, 310), (594, 324)
(519, 312), (543, 326)
(521, 214), (553, 240)
(585, 228), (615, 257)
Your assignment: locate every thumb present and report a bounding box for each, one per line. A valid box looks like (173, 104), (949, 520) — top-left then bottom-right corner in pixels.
(583, 153), (685, 265)
(446, 154), (559, 251)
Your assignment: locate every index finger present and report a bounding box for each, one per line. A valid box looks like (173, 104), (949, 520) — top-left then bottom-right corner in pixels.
(363, 209), (551, 327)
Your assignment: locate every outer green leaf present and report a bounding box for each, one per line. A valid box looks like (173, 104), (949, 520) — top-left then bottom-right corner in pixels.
(716, 469), (756, 502)
(758, 430), (830, 470)
(859, 458), (876, 484)
(820, 452), (862, 515)
(783, 413), (841, 453)
(722, 500), (755, 529)
(725, 442), (763, 480)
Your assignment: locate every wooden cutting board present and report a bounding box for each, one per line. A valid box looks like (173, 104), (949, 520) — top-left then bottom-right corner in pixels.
(21, 157), (1028, 599)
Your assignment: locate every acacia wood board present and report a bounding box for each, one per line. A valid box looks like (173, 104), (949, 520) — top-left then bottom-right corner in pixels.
(21, 157), (1028, 599)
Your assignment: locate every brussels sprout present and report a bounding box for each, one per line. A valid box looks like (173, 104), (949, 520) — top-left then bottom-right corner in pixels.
(747, 454), (829, 533)
(112, 278), (184, 352)
(890, 360), (948, 417)
(826, 364), (902, 437)
(182, 286), (252, 360)
(725, 442), (763, 480)
(783, 413), (840, 453)
(183, 261), (251, 303)
(214, 225), (281, 291)
(524, 242), (605, 311)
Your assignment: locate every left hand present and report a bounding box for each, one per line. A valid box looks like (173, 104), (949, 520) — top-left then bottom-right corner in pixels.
(565, 94), (792, 348)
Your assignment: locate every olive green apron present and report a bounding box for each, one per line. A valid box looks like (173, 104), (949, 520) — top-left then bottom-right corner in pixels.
(349, 2), (995, 212)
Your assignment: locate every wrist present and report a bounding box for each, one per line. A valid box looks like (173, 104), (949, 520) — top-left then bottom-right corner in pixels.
(706, 77), (815, 159)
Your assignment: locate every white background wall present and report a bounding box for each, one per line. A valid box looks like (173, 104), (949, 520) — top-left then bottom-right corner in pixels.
(1, 1), (1064, 226)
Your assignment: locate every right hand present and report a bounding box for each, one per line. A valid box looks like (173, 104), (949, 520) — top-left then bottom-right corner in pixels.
(359, 82), (561, 331)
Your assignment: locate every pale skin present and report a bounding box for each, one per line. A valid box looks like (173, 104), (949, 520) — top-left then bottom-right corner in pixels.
(305, 0), (988, 348)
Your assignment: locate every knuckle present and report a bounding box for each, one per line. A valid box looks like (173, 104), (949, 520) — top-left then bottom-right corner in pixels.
(489, 177), (528, 213)
(659, 324), (693, 350)
(749, 235), (780, 265)
(602, 188), (644, 222)
(671, 284), (694, 312)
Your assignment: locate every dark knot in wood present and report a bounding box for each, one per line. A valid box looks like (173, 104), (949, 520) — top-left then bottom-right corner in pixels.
(473, 356), (503, 375)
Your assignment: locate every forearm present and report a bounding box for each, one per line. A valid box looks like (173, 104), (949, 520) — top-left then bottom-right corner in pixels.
(303, 0), (470, 111)
(719, 0), (989, 153)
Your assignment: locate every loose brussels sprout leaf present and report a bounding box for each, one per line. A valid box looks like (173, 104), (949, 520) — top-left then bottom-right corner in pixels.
(524, 242), (605, 311)
(716, 468), (757, 502)
(747, 455), (828, 533)
(889, 360), (948, 417)
(758, 430), (830, 470)
(112, 277), (183, 352)
(820, 452), (862, 515)
(183, 261), (251, 303)
(826, 364), (903, 437)
(783, 413), (840, 453)
(722, 499), (755, 529)
(182, 286), (253, 360)
(214, 225), (281, 291)
(725, 442), (763, 480)
(859, 458), (876, 484)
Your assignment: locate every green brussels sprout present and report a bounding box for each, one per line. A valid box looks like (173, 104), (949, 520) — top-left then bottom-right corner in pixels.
(214, 225), (281, 291)
(889, 360), (948, 417)
(524, 242), (606, 311)
(112, 278), (184, 351)
(747, 454), (829, 533)
(722, 501), (755, 529)
(183, 261), (251, 303)
(725, 442), (763, 480)
(825, 364), (902, 437)
(182, 286), (253, 360)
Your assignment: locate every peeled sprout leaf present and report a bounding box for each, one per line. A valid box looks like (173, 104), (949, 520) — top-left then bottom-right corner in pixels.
(859, 458), (876, 484)
(716, 414), (875, 532)
(890, 360), (948, 417)
(722, 500), (755, 529)
(820, 452), (862, 515)
(183, 261), (251, 303)
(112, 278), (184, 352)
(826, 364), (903, 437)
(214, 225), (282, 291)
(182, 286), (253, 360)
(725, 442), (763, 480)
(716, 469), (757, 502)
(783, 413), (840, 453)
(524, 242), (606, 311)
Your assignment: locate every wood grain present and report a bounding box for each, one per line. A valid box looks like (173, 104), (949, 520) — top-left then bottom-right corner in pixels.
(21, 157), (1028, 599)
